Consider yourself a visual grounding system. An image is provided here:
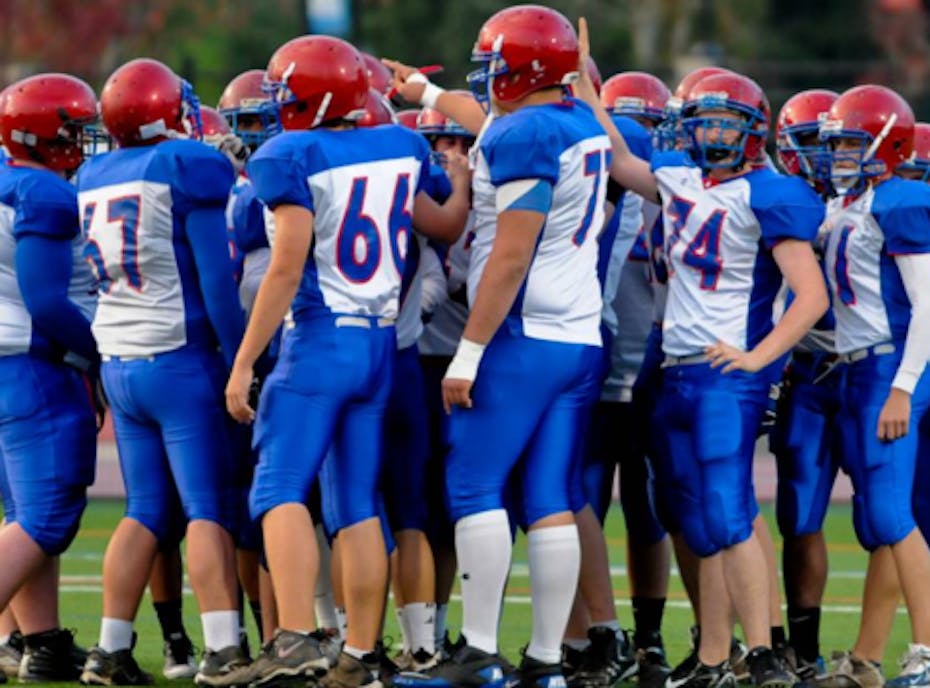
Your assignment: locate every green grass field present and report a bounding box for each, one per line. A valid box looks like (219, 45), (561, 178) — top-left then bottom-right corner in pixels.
(49, 499), (912, 686)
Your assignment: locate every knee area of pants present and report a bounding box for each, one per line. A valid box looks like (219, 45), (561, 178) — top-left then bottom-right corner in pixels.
(21, 517), (82, 557)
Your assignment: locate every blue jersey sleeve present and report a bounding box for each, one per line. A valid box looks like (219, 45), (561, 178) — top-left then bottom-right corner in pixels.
(872, 178), (930, 255)
(13, 170), (79, 241)
(650, 150), (695, 172)
(482, 114), (561, 187)
(248, 133), (316, 212)
(750, 172), (824, 248)
(165, 140), (235, 212)
(232, 183), (269, 254)
(422, 163), (453, 204)
(611, 115), (653, 161)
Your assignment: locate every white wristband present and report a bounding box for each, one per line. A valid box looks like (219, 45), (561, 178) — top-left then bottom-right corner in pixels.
(405, 72), (445, 109)
(444, 338), (486, 383)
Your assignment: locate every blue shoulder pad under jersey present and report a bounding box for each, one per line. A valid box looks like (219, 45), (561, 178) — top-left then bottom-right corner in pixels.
(871, 176), (930, 255)
(248, 131), (316, 212)
(482, 98), (604, 187)
(650, 150), (696, 172)
(611, 115), (653, 161)
(231, 181), (269, 254)
(748, 168), (824, 248)
(159, 139), (235, 213)
(2, 166), (80, 241)
(422, 163), (452, 204)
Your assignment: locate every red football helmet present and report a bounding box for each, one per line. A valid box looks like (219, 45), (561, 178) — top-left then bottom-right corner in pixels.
(102, 58), (199, 148)
(198, 106), (231, 139)
(1, 73), (97, 171)
(395, 109), (421, 130)
(468, 5), (579, 103)
(217, 69), (279, 147)
(674, 66), (734, 101)
(218, 69), (265, 111)
(417, 90), (473, 137)
(357, 88), (395, 128)
(360, 52), (392, 95)
(682, 72), (770, 168)
(820, 85), (914, 178)
(601, 72), (671, 124)
(266, 35), (369, 130)
(898, 122), (930, 181)
(775, 89), (838, 177)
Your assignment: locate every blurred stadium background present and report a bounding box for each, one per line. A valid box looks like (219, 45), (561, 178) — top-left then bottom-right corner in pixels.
(4, 0), (930, 118)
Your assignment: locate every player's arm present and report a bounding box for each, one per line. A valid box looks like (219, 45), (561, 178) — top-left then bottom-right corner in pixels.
(876, 253), (930, 440)
(412, 152), (471, 243)
(707, 239), (828, 373)
(419, 242), (448, 318)
(442, 180), (551, 412)
(382, 59), (486, 135)
(226, 204), (312, 423)
(186, 206), (246, 369)
(574, 18), (658, 202)
(15, 234), (98, 365)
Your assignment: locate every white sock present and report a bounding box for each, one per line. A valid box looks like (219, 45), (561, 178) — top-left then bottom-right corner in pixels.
(405, 602), (436, 655)
(99, 618), (134, 652)
(0, 634), (9, 646)
(201, 610), (241, 652)
(591, 618), (621, 632)
(314, 525), (339, 630)
(396, 608), (411, 653)
(336, 607), (348, 641)
(525, 525), (580, 665)
(344, 644), (369, 660)
(434, 603), (449, 648)
(455, 509), (512, 655)
(565, 637), (590, 651)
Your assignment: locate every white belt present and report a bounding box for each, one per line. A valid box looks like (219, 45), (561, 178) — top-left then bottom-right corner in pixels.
(839, 342), (896, 364)
(101, 354), (155, 362)
(334, 316), (395, 329)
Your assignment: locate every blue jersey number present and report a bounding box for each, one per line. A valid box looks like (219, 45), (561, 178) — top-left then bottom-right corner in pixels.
(665, 197), (725, 290)
(573, 149), (609, 246)
(82, 195), (143, 293)
(336, 174), (413, 283)
(833, 224), (857, 306)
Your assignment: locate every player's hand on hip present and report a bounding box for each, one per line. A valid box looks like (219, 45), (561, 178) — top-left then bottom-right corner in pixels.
(382, 59), (426, 104)
(226, 363), (256, 424)
(877, 387), (910, 441)
(442, 377), (473, 414)
(705, 341), (763, 374)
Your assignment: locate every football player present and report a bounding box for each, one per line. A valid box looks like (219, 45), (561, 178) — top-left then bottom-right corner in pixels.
(811, 86), (930, 688)
(392, 6), (610, 687)
(0, 72), (99, 683)
(574, 20), (828, 688)
(224, 35), (469, 688)
(76, 58), (247, 687)
(770, 89), (841, 681)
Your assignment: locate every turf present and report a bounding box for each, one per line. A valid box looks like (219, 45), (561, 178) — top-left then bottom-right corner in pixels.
(41, 499), (911, 686)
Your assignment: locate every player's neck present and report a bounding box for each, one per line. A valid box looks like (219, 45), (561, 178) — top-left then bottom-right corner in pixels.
(495, 88), (564, 114)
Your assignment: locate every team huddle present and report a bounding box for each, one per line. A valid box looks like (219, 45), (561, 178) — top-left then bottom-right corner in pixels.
(1, 4), (930, 688)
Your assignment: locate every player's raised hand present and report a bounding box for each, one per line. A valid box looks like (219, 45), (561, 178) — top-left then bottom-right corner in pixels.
(877, 387), (910, 441)
(382, 58), (426, 104)
(445, 151), (471, 184)
(705, 341), (764, 374)
(574, 17), (597, 102)
(226, 363), (256, 423)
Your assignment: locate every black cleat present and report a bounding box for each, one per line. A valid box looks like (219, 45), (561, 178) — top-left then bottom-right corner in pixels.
(19, 628), (87, 682)
(569, 626), (637, 688)
(80, 643), (154, 686)
(0, 630), (23, 678)
(195, 644), (253, 687)
(393, 642), (508, 688)
(746, 647), (794, 688)
(562, 646), (586, 681)
(247, 629), (329, 687)
(517, 655), (567, 688)
(637, 643), (672, 688)
(163, 633), (197, 680)
(320, 652), (382, 688)
(664, 661), (736, 688)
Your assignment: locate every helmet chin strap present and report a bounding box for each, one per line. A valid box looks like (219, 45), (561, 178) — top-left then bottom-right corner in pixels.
(862, 113), (897, 167)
